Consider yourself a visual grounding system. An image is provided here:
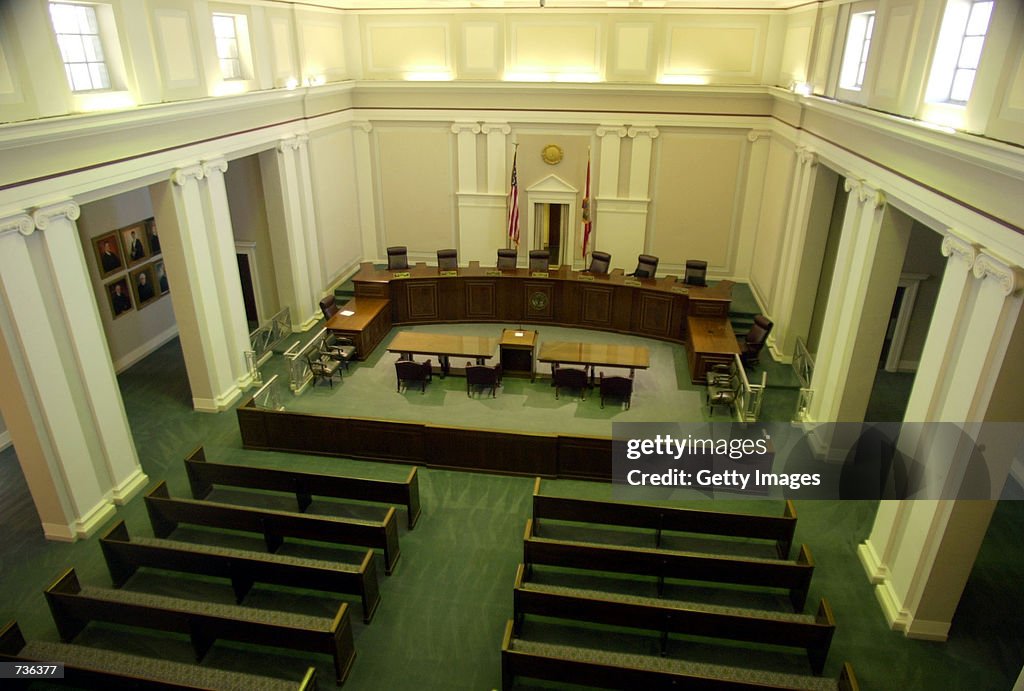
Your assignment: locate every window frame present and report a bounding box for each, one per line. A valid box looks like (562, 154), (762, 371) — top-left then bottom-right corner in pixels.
(944, 0), (993, 104)
(49, 1), (112, 93)
(212, 12), (243, 81)
(838, 9), (877, 92)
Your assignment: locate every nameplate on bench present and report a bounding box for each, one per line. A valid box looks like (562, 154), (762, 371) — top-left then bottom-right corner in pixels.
(485, 270), (503, 276)
(624, 278), (642, 287)
(670, 286), (689, 294)
(578, 274), (595, 281)
(393, 271), (411, 278)
(439, 270), (458, 277)
(531, 271), (551, 278)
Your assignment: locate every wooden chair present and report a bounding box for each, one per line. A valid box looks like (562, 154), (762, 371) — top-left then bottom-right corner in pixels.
(387, 246), (409, 270)
(552, 366), (588, 400)
(395, 358), (432, 393)
(599, 373), (633, 409)
(437, 248), (458, 270)
(706, 364), (738, 415)
(466, 363), (502, 397)
(321, 333), (355, 371)
(306, 353), (341, 388)
(497, 248), (518, 269)
(586, 251), (611, 275)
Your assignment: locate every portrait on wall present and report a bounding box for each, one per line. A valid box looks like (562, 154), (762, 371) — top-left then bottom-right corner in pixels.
(106, 277), (133, 318)
(121, 222), (148, 267)
(130, 264), (158, 308)
(145, 218), (161, 256)
(93, 231), (124, 278)
(154, 260), (169, 295)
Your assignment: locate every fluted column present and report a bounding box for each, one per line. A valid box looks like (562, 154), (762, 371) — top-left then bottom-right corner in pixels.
(452, 122), (481, 194)
(734, 130), (773, 279)
(595, 125), (626, 199)
(483, 122), (511, 195)
(626, 126), (658, 199)
(594, 125), (642, 267)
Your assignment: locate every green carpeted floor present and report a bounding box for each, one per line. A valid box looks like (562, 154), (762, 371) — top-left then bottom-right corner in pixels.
(0, 330), (1021, 690)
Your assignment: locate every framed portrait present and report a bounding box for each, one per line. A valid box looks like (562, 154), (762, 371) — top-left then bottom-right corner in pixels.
(130, 264), (158, 308)
(154, 260), (169, 295)
(93, 231), (125, 278)
(121, 222), (149, 267)
(106, 277), (134, 319)
(145, 218), (161, 257)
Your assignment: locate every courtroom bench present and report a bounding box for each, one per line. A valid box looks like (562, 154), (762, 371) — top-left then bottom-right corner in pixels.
(185, 445), (422, 530)
(523, 519), (815, 612)
(144, 480), (401, 575)
(501, 620), (859, 691)
(533, 477), (797, 559)
(100, 520), (381, 623)
(43, 568), (356, 684)
(0, 621), (318, 691)
(512, 563), (836, 675)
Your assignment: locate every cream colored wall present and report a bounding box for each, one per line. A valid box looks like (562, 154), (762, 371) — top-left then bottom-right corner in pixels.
(898, 221), (946, 368)
(308, 127), (363, 286)
(223, 154), (280, 318)
(749, 138), (796, 311)
(777, 7), (816, 87)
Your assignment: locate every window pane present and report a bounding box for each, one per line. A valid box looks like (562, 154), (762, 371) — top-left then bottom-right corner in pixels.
(216, 38), (238, 59)
(84, 34), (104, 62)
(966, 2), (993, 35)
(50, 4), (77, 33)
(865, 14), (875, 38)
(220, 58), (240, 79)
(60, 34), (86, 62)
(958, 36), (984, 68)
(89, 62), (109, 89)
(77, 5), (97, 34)
(856, 62), (867, 87)
(950, 69), (975, 102)
(213, 15), (235, 38)
(64, 64), (74, 88)
(69, 62), (92, 90)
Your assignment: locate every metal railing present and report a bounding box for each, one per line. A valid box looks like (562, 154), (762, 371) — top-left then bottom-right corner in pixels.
(248, 307), (292, 367)
(283, 327), (330, 393)
(793, 337), (815, 421)
(734, 355), (767, 422)
(250, 374), (285, 410)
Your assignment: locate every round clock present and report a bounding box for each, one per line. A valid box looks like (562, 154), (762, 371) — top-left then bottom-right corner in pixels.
(541, 144), (563, 165)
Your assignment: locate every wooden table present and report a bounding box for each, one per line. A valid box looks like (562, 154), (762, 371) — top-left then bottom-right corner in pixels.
(499, 329), (538, 380)
(537, 341), (650, 383)
(325, 297), (392, 360)
(386, 332), (498, 377)
(686, 315), (740, 384)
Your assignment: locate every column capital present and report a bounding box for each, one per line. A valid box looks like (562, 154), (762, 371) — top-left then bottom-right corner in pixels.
(974, 253), (1023, 296)
(843, 177), (861, 194)
(351, 121), (373, 134)
(451, 122), (481, 135)
(747, 129), (771, 142)
(627, 126), (659, 139)
(0, 212), (35, 237)
(172, 164), (205, 186)
(276, 134), (308, 153)
(849, 180), (884, 208)
(596, 125), (628, 138)
(201, 158), (229, 177)
(481, 122), (511, 135)
(32, 201), (80, 230)
(940, 232), (979, 268)
(796, 146), (818, 167)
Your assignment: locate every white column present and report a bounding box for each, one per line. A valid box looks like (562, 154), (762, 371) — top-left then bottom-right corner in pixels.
(626, 126), (658, 199)
(200, 158), (253, 390)
(734, 130), (772, 280)
(596, 125), (626, 199)
(594, 126), (642, 267)
(351, 122), (379, 263)
(452, 122), (480, 194)
(483, 122), (511, 195)
(0, 213), (116, 540)
(33, 202), (147, 504)
(451, 121), (496, 264)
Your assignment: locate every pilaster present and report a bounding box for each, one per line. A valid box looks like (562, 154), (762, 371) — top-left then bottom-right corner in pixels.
(626, 126), (658, 199)
(351, 122), (379, 262)
(452, 122), (481, 194)
(596, 126), (627, 199)
(734, 130), (773, 280)
(482, 122), (511, 195)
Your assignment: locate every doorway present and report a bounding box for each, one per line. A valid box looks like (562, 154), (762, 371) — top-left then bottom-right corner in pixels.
(534, 203), (568, 267)
(236, 253), (259, 329)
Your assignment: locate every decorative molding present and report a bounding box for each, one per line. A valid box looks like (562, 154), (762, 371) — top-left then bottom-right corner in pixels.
(973, 253), (1022, 296)
(201, 158), (228, 177)
(351, 121), (373, 134)
(481, 123), (511, 135)
(276, 134), (308, 153)
(843, 178), (861, 194)
(451, 122), (481, 134)
(32, 201), (80, 230)
(596, 125), (628, 138)
(796, 146), (817, 167)
(627, 126), (659, 139)
(0, 213), (36, 237)
(746, 129), (771, 142)
(857, 183), (885, 208)
(940, 233), (979, 268)
(172, 164), (205, 186)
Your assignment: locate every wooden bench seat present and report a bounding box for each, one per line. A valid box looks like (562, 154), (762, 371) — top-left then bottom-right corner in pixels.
(523, 519), (814, 611)
(145, 480), (401, 575)
(533, 478), (797, 559)
(43, 568), (356, 684)
(513, 564), (835, 674)
(0, 621), (317, 690)
(99, 520), (381, 623)
(185, 446), (422, 529)
(501, 620), (858, 691)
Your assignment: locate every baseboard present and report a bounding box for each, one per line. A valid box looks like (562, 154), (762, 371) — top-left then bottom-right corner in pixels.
(0, 430), (11, 451)
(193, 384), (242, 413)
(873, 578), (911, 633)
(110, 467), (149, 505)
(327, 260), (364, 294)
(904, 618), (951, 641)
(857, 540), (888, 584)
(43, 499), (118, 541)
(114, 324), (179, 374)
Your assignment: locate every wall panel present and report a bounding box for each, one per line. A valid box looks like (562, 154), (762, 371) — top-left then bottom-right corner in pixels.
(366, 22), (450, 77)
(748, 139), (795, 311)
(309, 127), (363, 287)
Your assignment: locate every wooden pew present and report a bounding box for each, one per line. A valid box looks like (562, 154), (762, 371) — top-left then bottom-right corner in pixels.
(523, 519), (814, 611)
(144, 480), (401, 575)
(185, 445), (422, 529)
(0, 620), (318, 690)
(533, 477), (797, 559)
(501, 620), (859, 691)
(43, 568), (355, 684)
(99, 520), (381, 623)
(512, 564), (835, 674)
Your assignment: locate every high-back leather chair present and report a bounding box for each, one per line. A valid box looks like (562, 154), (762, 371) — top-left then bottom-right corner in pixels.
(599, 373), (633, 409)
(631, 254), (659, 278)
(395, 358), (432, 393)
(738, 315), (774, 367)
(552, 366), (588, 400)
(587, 251), (611, 275)
(684, 259), (708, 286)
(529, 250), (550, 273)
(437, 248), (458, 270)
(319, 295), (339, 321)
(387, 246), (409, 270)
(466, 363), (502, 397)
(497, 249), (518, 269)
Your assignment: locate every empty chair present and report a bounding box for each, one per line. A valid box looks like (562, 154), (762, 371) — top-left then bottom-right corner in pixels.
(319, 295), (339, 321)
(738, 315), (774, 367)
(387, 246), (409, 270)
(552, 366), (588, 400)
(706, 364), (738, 414)
(684, 259), (708, 286)
(631, 254), (659, 278)
(529, 250), (550, 273)
(437, 248), (458, 270)
(497, 248), (518, 270)
(599, 373), (633, 409)
(321, 333), (356, 371)
(466, 363), (502, 398)
(395, 358), (432, 393)
(306, 352), (341, 388)
(586, 251), (611, 275)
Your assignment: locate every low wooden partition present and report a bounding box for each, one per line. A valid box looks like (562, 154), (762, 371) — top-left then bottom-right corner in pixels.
(237, 399), (613, 480)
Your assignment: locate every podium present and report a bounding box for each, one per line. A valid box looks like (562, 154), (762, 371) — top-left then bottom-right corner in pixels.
(499, 329), (537, 381)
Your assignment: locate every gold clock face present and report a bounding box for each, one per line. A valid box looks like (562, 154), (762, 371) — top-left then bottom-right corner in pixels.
(541, 144), (563, 165)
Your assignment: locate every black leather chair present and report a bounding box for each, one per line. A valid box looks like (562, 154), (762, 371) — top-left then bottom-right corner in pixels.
(738, 315), (774, 367)
(552, 366), (588, 400)
(529, 250), (550, 273)
(631, 254), (659, 278)
(599, 373), (633, 409)
(466, 363), (502, 397)
(497, 249), (518, 270)
(395, 358), (432, 393)
(321, 333), (356, 372)
(306, 353), (341, 388)
(387, 246), (409, 270)
(586, 251), (611, 275)
(437, 249), (458, 270)
(684, 260), (708, 286)
(319, 295), (339, 321)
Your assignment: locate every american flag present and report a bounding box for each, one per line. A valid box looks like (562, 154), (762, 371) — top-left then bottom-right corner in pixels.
(507, 149), (520, 247)
(582, 154), (592, 258)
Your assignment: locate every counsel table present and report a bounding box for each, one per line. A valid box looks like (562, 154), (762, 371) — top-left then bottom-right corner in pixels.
(687, 316), (740, 384)
(324, 297), (392, 360)
(537, 341), (650, 383)
(386, 332), (498, 377)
